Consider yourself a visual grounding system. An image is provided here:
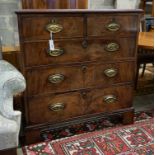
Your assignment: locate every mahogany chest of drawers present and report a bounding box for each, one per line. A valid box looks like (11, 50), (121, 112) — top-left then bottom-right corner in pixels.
(16, 9), (142, 144)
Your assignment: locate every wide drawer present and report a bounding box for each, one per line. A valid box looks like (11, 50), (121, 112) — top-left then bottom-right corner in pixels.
(26, 61), (134, 96)
(21, 16), (84, 40)
(24, 37), (136, 67)
(86, 85), (133, 114)
(27, 85), (133, 125)
(87, 14), (138, 36)
(28, 91), (86, 125)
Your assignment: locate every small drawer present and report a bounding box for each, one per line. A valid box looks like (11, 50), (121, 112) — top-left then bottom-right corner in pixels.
(87, 14), (138, 36)
(24, 39), (86, 67)
(28, 91), (86, 125)
(86, 37), (136, 61)
(22, 16), (84, 40)
(85, 61), (135, 87)
(86, 85), (133, 114)
(26, 65), (84, 96)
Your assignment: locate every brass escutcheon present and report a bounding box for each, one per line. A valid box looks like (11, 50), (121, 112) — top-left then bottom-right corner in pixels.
(46, 19), (63, 33)
(48, 48), (64, 57)
(106, 22), (120, 32)
(49, 103), (65, 111)
(48, 74), (64, 84)
(103, 95), (117, 104)
(105, 42), (119, 52)
(104, 68), (118, 78)
(81, 65), (87, 73)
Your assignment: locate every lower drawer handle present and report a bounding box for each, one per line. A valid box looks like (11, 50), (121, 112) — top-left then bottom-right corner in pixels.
(104, 95), (117, 104)
(105, 42), (119, 52)
(104, 68), (118, 78)
(48, 74), (64, 84)
(48, 48), (64, 57)
(49, 103), (65, 111)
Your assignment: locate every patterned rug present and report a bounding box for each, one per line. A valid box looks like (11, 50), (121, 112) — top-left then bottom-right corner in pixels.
(39, 111), (153, 142)
(22, 118), (153, 155)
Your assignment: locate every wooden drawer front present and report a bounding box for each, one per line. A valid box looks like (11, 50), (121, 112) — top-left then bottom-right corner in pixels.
(24, 39), (86, 67)
(86, 37), (136, 61)
(26, 65), (84, 96)
(28, 92), (86, 125)
(87, 15), (138, 36)
(86, 61), (135, 87)
(22, 16), (84, 40)
(86, 85), (133, 114)
(24, 37), (135, 67)
(26, 61), (134, 96)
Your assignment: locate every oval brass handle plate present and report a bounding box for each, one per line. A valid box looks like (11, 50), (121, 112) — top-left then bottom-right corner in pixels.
(46, 21), (63, 33)
(48, 48), (64, 57)
(104, 68), (118, 78)
(106, 22), (120, 32)
(48, 74), (64, 84)
(105, 42), (120, 52)
(49, 103), (65, 111)
(103, 95), (117, 104)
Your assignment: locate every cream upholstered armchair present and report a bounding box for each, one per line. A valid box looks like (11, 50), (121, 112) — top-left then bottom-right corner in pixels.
(0, 58), (26, 150)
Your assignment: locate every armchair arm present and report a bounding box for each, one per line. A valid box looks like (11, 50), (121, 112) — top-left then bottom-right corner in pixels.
(0, 60), (26, 121)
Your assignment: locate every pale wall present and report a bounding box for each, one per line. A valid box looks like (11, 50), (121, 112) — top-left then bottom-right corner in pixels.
(0, 0), (21, 47)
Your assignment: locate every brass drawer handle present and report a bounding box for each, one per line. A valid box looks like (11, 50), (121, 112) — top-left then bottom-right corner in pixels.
(46, 20), (63, 33)
(105, 42), (119, 52)
(106, 22), (120, 32)
(48, 74), (64, 84)
(49, 103), (65, 111)
(48, 48), (64, 57)
(104, 68), (118, 78)
(103, 95), (117, 104)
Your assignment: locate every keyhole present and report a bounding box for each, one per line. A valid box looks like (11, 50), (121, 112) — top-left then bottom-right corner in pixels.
(82, 40), (88, 48)
(81, 92), (87, 99)
(81, 65), (87, 73)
